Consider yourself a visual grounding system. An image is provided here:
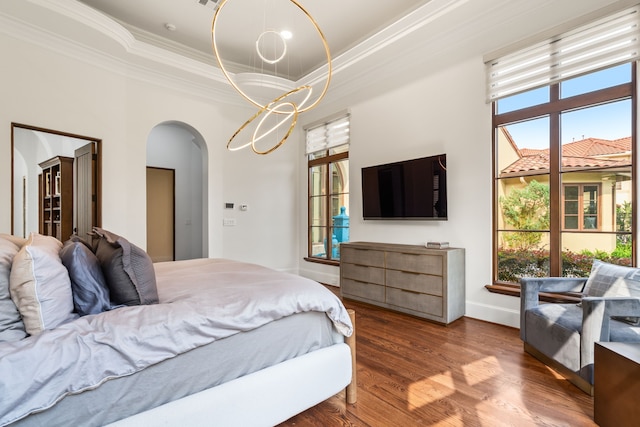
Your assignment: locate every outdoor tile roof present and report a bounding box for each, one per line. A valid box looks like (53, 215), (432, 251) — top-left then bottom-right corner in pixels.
(501, 137), (631, 176)
(562, 137), (631, 157)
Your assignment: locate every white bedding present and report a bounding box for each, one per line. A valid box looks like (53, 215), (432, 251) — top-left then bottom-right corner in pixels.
(0, 258), (353, 426)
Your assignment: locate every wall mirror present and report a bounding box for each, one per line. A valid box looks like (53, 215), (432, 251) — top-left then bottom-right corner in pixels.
(11, 123), (101, 241)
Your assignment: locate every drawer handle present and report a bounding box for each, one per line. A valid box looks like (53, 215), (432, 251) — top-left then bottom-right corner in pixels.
(402, 289), (421, 295)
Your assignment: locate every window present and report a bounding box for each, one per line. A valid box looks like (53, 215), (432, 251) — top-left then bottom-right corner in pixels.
(563, 184), (600, 231)
(306, 114), (350, 264)
(487, 7), (638, 287)
(492, 64), (635, 285)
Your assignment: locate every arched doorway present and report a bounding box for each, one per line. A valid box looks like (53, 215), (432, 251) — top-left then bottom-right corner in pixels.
(146, 121), (208, 261)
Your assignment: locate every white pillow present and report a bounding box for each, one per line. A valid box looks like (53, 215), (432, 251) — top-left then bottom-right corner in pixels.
(10, 233), (78, 335)
(0, 233), (27, 248)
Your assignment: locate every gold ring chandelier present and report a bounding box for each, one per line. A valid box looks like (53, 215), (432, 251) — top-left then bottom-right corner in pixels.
(212, 0), (332, 155)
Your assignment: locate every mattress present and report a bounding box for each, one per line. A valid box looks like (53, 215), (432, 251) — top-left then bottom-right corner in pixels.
(10, 310), (341, 427)
(1, 258), (353, 426)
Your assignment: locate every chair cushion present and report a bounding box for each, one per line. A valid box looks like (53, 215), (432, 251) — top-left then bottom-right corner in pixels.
(609, 318), (640, 341)
(524, 303), (582, 373)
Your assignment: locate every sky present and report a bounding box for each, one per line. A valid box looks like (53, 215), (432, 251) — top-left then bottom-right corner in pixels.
(498, 63), (632, 150)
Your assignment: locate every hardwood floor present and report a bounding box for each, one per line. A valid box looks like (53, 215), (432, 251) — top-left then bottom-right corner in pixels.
(279, 296), (596, 427)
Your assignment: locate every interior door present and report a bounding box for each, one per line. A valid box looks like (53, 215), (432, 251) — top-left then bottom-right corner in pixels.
(74, 142), (97, 239)
(146, 167), (175, 262)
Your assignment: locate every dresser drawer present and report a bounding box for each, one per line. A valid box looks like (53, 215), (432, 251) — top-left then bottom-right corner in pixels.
(386, 251), (442, 275)
(341, 278), (385, 303)
(386, 287), (443, 316)
(342, 263), (384, 285)
(385, 269), (443, 296)
(341, 247), (385, 268)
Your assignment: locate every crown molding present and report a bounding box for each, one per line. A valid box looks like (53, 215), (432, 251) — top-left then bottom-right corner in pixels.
(0, 11), (127, 79)
(1, 0), (471, 107)
(12, 0), (469, 98)
(0, 0), (245, 105)
(30, 0), (229, 86)
(30, 0), (136, 51)
(300, 0), (468, 88)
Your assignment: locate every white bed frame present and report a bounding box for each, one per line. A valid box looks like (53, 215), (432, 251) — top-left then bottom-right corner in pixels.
(107, 309), (357, 427)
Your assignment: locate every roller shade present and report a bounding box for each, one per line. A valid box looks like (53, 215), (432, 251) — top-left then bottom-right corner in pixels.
(486, 6), (640, 102)
(306, 115), (350, 154)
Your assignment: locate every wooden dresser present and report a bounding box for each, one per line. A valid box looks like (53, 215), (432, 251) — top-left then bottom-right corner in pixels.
(340, 242), (465, 324)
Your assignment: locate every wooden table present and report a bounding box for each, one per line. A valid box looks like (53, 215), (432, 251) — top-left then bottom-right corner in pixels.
(594, 341), (640, 427)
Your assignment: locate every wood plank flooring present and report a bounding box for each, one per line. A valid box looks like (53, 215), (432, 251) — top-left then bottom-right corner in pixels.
(278, 296), (595, 427)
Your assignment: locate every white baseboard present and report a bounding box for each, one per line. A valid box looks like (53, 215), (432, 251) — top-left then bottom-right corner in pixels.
(298, 268), (340, 287)
(465, 301), (520, 328)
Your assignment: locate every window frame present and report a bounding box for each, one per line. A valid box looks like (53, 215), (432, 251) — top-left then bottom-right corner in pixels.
(306, 149), (349, 265)
(562, 183), (602, 231)
(489, 63), (637, 295)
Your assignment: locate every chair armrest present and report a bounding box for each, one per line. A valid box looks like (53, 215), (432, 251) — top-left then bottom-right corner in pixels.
(580, 297), (640, 377)
(519, 277), (587, 340)
(582, 297), (640, 339)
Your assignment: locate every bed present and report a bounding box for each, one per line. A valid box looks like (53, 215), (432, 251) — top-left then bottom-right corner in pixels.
(0, 231), (356, 426)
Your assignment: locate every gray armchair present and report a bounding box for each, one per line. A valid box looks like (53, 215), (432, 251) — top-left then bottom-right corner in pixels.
(520, 265), (640, 395)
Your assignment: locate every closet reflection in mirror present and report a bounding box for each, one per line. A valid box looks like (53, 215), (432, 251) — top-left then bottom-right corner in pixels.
(12, 123), (101, 241)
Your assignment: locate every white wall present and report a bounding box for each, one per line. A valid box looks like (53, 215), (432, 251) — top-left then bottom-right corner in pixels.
(0, 19), (539, 327)
(299, 57), (521, 327)
(0, 33), (303, 273)
(219, 130), (301, 273)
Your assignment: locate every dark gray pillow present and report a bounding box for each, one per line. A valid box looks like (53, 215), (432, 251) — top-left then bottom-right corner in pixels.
(60, 239), (112, 316)
(93, 228), (158, 306)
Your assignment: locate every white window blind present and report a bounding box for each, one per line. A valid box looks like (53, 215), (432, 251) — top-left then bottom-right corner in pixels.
(306, 114), (350, 154)
(486, 6), (640, 102)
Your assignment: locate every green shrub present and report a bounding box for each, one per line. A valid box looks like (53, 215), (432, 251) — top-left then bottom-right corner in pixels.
(498, 247), (631, 283)
(612, 241), (632, 259)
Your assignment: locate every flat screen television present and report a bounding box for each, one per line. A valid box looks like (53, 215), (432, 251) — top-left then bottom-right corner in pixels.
(361, 154), (447, 220)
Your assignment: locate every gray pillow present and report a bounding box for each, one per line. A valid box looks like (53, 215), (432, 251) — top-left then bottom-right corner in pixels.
(93, 228), (158, 306)
(584, 260), (640, 297)
(584, 260), (640, 325)
(0, 236), (27, 342)
(60, 239), (112, 316)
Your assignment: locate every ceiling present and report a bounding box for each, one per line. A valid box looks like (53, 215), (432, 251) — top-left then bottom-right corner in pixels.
(0, 0), (633, 106)
(75, 0), (429, 81)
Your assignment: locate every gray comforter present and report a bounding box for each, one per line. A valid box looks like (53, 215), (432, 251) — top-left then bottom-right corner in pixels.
(0, 258), (353, 426)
